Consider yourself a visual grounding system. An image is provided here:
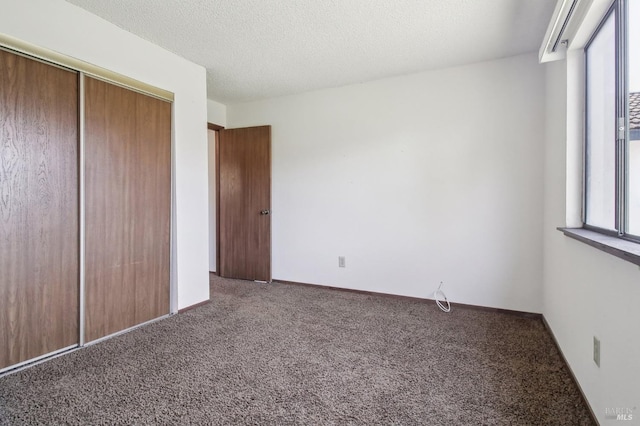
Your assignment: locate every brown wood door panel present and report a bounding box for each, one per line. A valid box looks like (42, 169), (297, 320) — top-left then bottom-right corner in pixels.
(133, 90), (172, 325)
(84, 77), (171, 343)
(0, 49), (79, 369)
(218, 126), (271, 281)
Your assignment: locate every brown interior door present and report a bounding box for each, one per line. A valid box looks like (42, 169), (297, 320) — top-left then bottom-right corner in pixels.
(218, 126), (271, 281)
(84, 77), (171, 343)
(0, 49), (79, 370)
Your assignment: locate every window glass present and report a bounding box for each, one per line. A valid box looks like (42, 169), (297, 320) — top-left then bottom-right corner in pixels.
(586, 12), (617, 230)
(627, 0), (640, 235)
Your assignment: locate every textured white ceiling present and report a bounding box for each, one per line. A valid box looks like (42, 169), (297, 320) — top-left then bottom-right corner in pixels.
(64, 0), (556, 104)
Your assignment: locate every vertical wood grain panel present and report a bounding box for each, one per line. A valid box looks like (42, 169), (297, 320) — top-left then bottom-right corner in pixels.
(84, 77), (170, 343)
(133, 90), (171, 325)
(0, 49), (79, 369)
(219, 126), (271, 281)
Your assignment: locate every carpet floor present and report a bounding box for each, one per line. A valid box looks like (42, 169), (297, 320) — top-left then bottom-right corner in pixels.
(0, 276), (594, 425)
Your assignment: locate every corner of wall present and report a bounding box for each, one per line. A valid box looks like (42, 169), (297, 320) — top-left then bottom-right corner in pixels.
(542, 49), (640, 425)
(207, 98), (227, 127)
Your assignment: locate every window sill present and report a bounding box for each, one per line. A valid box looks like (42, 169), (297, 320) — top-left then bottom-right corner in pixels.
(558, 227), (640, 266)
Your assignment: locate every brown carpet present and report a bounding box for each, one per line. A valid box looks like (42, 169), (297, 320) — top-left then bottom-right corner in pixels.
(0, 275), (594, 425)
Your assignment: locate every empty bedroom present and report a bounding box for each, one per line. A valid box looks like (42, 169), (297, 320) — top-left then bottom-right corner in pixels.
(0, 0), (638, 424)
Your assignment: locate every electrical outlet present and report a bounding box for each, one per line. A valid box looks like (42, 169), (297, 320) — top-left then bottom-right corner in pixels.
(338, 256), (346, 268)
(593, 336), (600, 367)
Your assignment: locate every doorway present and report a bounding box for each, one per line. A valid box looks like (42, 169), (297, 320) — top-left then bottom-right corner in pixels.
(209, 124), (272, 282)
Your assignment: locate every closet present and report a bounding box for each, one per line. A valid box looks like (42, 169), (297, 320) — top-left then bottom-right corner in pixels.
(0, 46), (172, 371)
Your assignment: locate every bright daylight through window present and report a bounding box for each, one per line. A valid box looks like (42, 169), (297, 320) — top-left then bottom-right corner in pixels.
(585, 0), (640, 239)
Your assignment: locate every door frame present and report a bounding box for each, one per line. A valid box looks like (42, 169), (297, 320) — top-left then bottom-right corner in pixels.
(208, 122), (224, 275)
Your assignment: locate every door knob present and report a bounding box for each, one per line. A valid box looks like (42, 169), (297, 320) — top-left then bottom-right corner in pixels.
(260, 210), (270, 215)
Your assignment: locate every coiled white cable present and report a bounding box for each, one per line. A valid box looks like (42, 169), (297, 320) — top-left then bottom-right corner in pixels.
(434, 281), (451, 312)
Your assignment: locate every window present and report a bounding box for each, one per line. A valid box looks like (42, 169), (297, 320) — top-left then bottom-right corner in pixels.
(585, 0), (639, 240)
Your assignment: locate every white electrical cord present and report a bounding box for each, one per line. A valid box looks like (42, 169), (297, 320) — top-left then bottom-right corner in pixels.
(434, 281), (451, 312)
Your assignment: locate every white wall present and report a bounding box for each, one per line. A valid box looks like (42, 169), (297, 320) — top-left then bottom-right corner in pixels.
(0, 0), (210, 310)
(208, 98), (227, 127)
(543, 51), (640, 424)
(227, 53), (546, 313)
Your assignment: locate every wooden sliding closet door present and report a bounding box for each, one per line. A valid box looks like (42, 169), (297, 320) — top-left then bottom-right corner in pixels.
(84, 77), (171, 343)
(0, 50), (79, 370)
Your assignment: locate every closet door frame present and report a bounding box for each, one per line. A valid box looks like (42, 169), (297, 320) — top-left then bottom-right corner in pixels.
(0, 36), (177, 370)
(79, 73), (87, 346)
